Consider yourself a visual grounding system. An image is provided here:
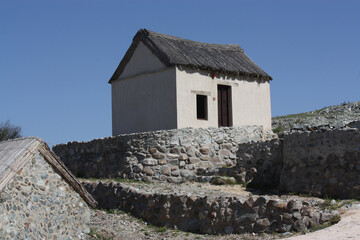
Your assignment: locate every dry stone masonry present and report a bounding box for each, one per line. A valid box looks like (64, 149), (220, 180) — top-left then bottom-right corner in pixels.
(280, 128), (360, 198)
(0, 153), (91, 239)
(234, 138), (283, 188)
(83, 180), (339, 235)
(53, 126), (264, 183)
(53, 123), (360, 199)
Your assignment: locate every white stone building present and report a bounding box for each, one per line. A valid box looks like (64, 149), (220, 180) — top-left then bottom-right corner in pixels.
(0, 137), (97, 239)
(109, 29), (272, 135)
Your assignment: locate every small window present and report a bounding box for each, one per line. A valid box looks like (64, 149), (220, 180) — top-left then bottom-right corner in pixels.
(196, 95), (208, 120)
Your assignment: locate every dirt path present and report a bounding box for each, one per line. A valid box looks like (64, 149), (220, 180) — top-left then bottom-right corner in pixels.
(286, 209), (360, 240)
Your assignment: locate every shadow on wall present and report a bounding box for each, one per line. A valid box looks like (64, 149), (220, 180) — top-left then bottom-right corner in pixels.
(233, 123), (360, 199)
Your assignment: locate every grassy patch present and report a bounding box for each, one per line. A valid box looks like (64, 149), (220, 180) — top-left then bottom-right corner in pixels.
(147, 224), (168, 233)
(210, 176), (237, 185)
(88, 228), (114, 240)
(320, 199), (359, 211)
(272, 125), (285, 133)
(320, 198), (341, 211)
(241, 181), (250, 188)
(103, 208), (126, 215)
(310, 215), (341, 232)
(273, 112), (315, 120)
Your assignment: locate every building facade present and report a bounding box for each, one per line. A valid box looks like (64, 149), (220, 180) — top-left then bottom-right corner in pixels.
(110, 29), (272, 135)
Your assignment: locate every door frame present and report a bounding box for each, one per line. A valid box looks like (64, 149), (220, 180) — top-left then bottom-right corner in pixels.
(217, 84), (233, 127)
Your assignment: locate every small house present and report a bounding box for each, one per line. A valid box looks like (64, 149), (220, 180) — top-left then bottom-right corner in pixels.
(0, 137), (97, 239)
(109, 29), (272, 135)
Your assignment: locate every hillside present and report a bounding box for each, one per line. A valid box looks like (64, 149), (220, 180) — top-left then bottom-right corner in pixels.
(272, 101), (360, 132)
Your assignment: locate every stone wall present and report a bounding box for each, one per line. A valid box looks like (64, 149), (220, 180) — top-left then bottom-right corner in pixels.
(0, 152), (91, 239)
(280, 129), (360, 198)
(231, 126), (360, 199)
(234, 138), (283, 188)
(53, 126), (263, 183)
(83, 181), (339, 234)
(53, 124), (360, 199)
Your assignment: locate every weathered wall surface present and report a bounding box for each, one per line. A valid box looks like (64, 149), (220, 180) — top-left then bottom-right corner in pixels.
(53, 126), (263, 182)
(84, 181), (338, 234)
(176, 67), (272, 131)
(280, 129), (360, 198)
(0, 152), (91, 239)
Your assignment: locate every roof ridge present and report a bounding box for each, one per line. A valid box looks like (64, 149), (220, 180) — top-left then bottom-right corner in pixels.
(140, 29), (244, 52)
(0, 136), (42, 144)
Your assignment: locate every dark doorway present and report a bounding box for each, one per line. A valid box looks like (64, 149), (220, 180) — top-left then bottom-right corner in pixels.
(217, 85), (232, 127)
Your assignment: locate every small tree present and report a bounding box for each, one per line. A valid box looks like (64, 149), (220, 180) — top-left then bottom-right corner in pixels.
(0, 120), (22, 141)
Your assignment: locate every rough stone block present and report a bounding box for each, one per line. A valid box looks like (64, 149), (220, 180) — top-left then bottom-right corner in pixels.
(189, 157), (200, 164)
(161, 166), (171, 176)
(152, 152), (165, 159)
(142, 159), (158, 166)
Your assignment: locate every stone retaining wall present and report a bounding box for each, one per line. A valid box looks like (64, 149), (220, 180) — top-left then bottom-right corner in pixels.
(83, 181), (338, 234)
(53, 126), (263, 183)
(234, 138), (283, 188)
(231, 127), (360, 199)
(54, 124), (360, 199)
(280, 129), (360, 198)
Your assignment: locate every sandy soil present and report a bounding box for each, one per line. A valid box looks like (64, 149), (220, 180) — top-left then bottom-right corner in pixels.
(286, 209), (360, 240)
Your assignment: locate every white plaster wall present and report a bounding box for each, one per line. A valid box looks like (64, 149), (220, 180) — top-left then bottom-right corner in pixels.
(112, 67), (177, 135)
(175, 68), (218, 128)
(120, 41), (166, 78)
(233, 80), (271, 130)
(176, 67), (272, 131)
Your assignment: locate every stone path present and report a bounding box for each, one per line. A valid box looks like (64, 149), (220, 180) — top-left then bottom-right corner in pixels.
(286, 208), (360, 240)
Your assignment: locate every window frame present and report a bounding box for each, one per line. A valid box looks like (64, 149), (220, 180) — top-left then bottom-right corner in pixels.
(196, 94), (208, 120)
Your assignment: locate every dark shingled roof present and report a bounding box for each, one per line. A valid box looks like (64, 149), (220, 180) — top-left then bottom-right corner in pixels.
(109, 29), (272, 83)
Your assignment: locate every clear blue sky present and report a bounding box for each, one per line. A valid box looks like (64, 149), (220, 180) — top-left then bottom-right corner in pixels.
(1, 0), (359, 146)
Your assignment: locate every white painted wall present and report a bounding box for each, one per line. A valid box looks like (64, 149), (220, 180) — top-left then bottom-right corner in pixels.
(120, 41), (166, 78)
(111, 41), (177, 135)
(112, 67), (177, 135)
(175, 68), (218, 128)
(176, 67), (272, 131)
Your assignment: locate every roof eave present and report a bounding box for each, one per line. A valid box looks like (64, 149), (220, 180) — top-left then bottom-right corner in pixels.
(176, 64), (272, 81)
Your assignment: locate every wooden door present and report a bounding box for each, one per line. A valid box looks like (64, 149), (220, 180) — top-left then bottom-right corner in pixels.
(217, 85), (232, 127)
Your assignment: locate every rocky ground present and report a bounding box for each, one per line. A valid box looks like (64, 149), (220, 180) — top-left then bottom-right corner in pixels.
(272, 101), (360, 132)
